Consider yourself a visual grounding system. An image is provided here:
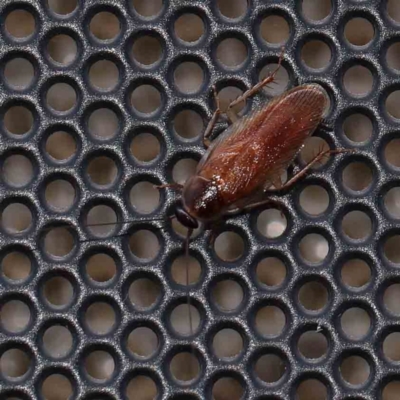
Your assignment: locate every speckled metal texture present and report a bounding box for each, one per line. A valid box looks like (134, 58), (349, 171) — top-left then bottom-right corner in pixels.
(1, 0), (400, 399)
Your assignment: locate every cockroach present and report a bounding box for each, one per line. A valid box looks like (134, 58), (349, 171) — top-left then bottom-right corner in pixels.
(155, 54), (351, 338)
(40, 52), (350, 346)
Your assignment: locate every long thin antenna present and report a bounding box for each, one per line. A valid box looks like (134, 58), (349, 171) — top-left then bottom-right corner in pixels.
(186, 228), (194, 337)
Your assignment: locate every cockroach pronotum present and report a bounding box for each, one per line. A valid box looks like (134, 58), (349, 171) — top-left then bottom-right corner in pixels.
(155, 53), (351, 338)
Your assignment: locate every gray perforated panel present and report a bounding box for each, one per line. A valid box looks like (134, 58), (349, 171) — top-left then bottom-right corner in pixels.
(1, 0), (400, 399)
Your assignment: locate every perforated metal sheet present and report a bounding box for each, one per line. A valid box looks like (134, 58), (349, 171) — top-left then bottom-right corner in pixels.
(2, 0), (400, 399)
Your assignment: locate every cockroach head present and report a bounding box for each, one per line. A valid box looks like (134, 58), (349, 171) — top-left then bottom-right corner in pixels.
(174, 199), (199, 229)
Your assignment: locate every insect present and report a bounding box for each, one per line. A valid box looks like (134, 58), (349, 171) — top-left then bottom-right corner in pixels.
(157, 54), (351, 337)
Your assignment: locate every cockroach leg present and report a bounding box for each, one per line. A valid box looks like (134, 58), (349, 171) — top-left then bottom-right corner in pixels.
(226, 47), (284, 113)
(266, 148), (353, 193)
(203, 85), (222, 148)
(154, 183), (183, 190)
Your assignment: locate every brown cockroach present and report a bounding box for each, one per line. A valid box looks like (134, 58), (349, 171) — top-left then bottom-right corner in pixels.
(156, 56), (351, 337)
(40, 53), (350, 344)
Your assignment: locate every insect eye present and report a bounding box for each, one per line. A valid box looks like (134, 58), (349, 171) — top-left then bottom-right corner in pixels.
(175, 203), (199, 229)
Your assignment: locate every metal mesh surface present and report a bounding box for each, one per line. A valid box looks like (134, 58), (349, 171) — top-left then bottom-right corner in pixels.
(1, 0), (400, 399)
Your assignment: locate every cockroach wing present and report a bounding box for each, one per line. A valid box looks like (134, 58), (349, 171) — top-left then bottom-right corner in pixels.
(197, 84), (329, 210)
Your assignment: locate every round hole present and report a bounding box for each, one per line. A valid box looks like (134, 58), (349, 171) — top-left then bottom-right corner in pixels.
(342, 210), (372, 240)
(388, 0), (400, 23)
(300, 185), (329, 215)
(46, 131), (77, 161)
(257, 209), (287, 238)
(255, 305), (286, 337)
(218, 86), (245, 114)
(216, 38), (248, 69)
(255, 353), (285, 383)
(260, 15), (290, 45)
(384, 284), (400, 315)
(383, 380), (400, 400)
(1, 251), (31, 282)
(43, 325), (73, 359)
(298, 330), (328, 359)
(342, 162), (372, 192)
(171, 255), (202, 286)
(4, 58), (34, 90)
(3, 155), (33, 187)
(42, 374), (73, 400)
(87, 156), (118, 187)
(130, 132), (160, 163)
(343, 113), (373, 143)
(1, 300), (30, 333)
(0, 348), (30, 378)
(387, 42), (400, 71)
(212, 377), (244, 400)
(385, 235), (400, 264)
(298, 281), (328, 312)
(386, 91), (400, 119)
(174, 109), (204, 140)
(385, 187), (400, 218)
(86, 253), (116, 284)
(45, 180), (75, 212)
(259, 63), (290, 96)
(383, 332), (400, 362)
(48, 34), (77, 65)
(129, 278), (160, 309)
(88, 108), (118, 140)
(301, 40), (332, 69)
(131, 85), (161, 114)
(385, 138), (400, 167)
(86, 205), (117, 238)
(85, 302), (116, 335)
(297, 379), (328, 400)
(174, 14), (204, 43)
(90, 12), (120, 41)
(174, 62), (204, 94)
(341, 307), (371, 340)
(85, 350), (115, 381)
(43, 227), (74, 258)
(130, 181), (160, 214)
(5, 10), (35, 39)
(172, 158), (198, 185)
(340, 355), (370, 386)
(302, 0), (331, 21)
(129, 230), (159, 260)
(212, 328), (243, 359)
(170, 352), (200, 383)
(217, 0), (247, 19)
(170, 303), (200, 336)
(341, 259), (371, 288)
(212, 280), (243, 311)
(300, 136), (330, 166)
(343, 65), (374, 97)
(132, 35), (162, 66)
(89, 60), (119, 91)
(126, 375), (157, 400)
(4, 106), (33, 136)
(214, 231), (245, 261)
(256, 257), (286, 287)
(46, 83), (77, 113)
(128, 326), (158, 358)
(48, 0), (77, 15)
(43, 276), (73, 307)
(1, 203), (32, 234)
(344, 18), (374, 46)
(299, 233), (329, 264)
(132, 0), (163, 18)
